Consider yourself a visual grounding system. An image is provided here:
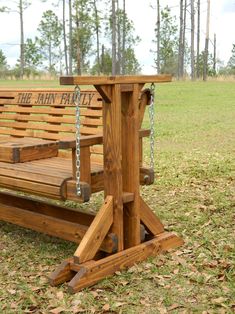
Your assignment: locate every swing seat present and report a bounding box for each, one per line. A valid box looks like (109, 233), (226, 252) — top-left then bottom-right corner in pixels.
(0, 134), (153, 202)
(0, 88), (153, 202)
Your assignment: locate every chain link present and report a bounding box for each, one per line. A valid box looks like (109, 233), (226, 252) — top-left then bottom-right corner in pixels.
(149, 83), (155, 170)
(74, 85), (81, 196)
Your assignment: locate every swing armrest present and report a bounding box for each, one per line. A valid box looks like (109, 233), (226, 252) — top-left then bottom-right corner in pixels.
(139, 129), (150, 138)
(66, 135), (103, 184)
(59, 135), (103, 149)
(60, 131), (147, 149)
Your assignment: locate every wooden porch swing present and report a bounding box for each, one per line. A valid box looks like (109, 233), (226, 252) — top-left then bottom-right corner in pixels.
(0, 75), (183, 293)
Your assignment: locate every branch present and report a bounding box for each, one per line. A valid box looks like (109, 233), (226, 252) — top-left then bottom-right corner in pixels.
(0, 6), (10, 13)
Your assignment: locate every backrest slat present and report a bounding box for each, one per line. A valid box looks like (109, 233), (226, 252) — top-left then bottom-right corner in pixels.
(0, 89), (104, 159)
(0, 88), (149, 162)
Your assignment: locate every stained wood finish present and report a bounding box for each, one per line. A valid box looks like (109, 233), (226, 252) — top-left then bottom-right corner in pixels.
(0, 137), (58, 163)
(0, 76), (183, 294)
(48, 75), (182, 294)
(139, 197), (165, 235)
(140, 167), (154, 185)
(103, 84), (124, 252)
(122, 84), (142, 248)
(49, 259), (75, 287)
(0, 156), (97, 201)
(0, 89), (152, 198)
(0, 191), (94, 225)
(0, 191), (117, 253)
(51, 233), (182, 293)
(60, 75), (172, 85)
(0, 90), (103, 142)
(0, 203), (115, 250)
(74, 196), (113, 263)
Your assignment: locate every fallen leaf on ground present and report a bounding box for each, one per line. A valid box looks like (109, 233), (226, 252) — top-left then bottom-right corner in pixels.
(212, 297), (227, 304)
(102, 303), (110, 311)
(49, 307), (66, 314)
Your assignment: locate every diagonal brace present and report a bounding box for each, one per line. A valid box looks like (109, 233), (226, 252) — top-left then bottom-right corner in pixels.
(74, 196), (113, 263)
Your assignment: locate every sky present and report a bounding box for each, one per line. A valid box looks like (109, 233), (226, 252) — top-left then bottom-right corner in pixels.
(0, 0), (234, 74)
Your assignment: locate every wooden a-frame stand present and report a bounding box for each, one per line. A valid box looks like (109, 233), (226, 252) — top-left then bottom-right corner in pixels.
(49, 75), (183, 293)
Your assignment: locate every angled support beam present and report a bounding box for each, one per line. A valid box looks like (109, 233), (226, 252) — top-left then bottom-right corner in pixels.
(74, 196), (113, 264)
(95, 85), (112, 103)
(140, 197), (165, 235)
(0, 202), (116, 253)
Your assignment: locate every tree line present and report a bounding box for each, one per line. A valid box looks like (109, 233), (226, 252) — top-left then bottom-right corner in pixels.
(0, 0), (235, 79)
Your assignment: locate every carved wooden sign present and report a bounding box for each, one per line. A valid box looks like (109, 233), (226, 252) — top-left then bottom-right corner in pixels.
(16, 91), (96, 106)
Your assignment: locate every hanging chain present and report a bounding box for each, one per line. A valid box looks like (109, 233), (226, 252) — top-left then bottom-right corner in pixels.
(74, 85), (81, 196)
(149, 83), (155, 170)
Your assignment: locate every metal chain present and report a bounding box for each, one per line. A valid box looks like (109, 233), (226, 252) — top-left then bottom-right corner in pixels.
(149, 83), (155, 170)
(74, 85), (81, 196)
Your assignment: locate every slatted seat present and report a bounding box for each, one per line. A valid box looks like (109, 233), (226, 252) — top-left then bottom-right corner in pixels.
(0, 156), (104, 200)
(0, 88), (152, 202)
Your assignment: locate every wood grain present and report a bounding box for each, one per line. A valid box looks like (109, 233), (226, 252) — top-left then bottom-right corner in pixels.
(60, 75), (172, 85)
(122, 84), (142, 248)
(74, 196), (113, 263)
(102, 84), (124, 251)
(67, 233), (181, 293)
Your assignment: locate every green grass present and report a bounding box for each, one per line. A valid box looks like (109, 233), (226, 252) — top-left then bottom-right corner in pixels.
(0, 80), (234, 313)
(0, 79), (60, 88)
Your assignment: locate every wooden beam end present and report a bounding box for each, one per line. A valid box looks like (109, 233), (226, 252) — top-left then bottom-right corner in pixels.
(60, 76), (74, 85)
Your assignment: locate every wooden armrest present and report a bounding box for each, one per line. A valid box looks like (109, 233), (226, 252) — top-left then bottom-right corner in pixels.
(139, 129), (150, 138)
(59, 134), (103, 149)
(60, 131), (147, 149)
(0, 137), (59, 163)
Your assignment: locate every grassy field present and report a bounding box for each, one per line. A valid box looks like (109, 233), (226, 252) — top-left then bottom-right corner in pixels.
(0, 80), (234, 313)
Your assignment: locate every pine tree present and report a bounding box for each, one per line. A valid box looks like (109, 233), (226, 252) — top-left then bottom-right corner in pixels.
(227, 44), (235, 72)
(37, 10), (62, 74)
(153, 6), (178, 74)
(0, 49), (8, 69)
(73, 0), (93, 74)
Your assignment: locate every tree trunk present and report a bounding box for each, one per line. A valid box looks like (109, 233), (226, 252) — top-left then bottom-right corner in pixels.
(75, 5), (81, 75)
(19, 0), (24, 79)
(101, 44), (105, 74)
(182, 0), (187, 77)
(112, 0), (116, 75)
(178, 0), (184, 79)
(69, 0), (73, 74)
(191, 0), (195, 80)
(203, 0), (210, 81)
(213, 33), (216, 74)
(116, 0), (121, 75)
(49, 41), (52, 75)
(63, 0), (69, 75)
(93, 0), (100, 75)
(77, 46), (81, 75)
(121, 0), (126, 74)
(156, 0), (160, 74)
(196, 0), (200, 79)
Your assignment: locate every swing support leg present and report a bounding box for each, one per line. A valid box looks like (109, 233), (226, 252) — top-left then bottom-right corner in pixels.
(50, 232), (183, 293)
(49, 77), (183, 293)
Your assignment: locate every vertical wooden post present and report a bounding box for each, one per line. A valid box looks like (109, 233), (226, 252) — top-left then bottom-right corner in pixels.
(103, 84), (123, 251)
(122, 84), (143, 248)
(47, 75), (184, 292)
